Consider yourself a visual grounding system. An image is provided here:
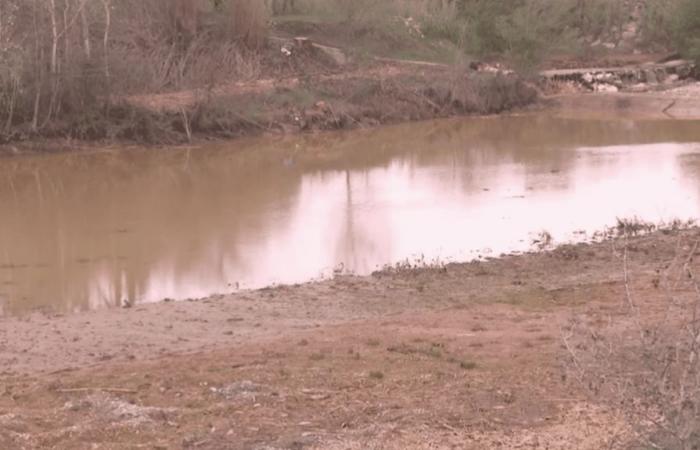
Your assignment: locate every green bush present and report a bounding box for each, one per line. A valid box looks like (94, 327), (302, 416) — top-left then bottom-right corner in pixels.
(457, 0), (515, 56)
(419, 1), (466, 45)
(673, 0), (700, 64)
(494, 0), (576, 70)
(447, 0), (576, 69)
(640, 0), (677, 47)
(569, 0), (626, 40)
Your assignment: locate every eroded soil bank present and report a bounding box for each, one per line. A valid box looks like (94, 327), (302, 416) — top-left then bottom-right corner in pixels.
(0, 59), (538, 156)
(2, 228), (699, 449)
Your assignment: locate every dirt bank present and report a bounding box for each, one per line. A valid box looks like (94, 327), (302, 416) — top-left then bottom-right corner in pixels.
(131, 60), (536, 141)
(0, 45), (539, 155)
(2, 227), (700, 448)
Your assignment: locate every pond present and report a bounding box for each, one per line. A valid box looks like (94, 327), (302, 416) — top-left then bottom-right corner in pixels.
(2, 114), (700, 315)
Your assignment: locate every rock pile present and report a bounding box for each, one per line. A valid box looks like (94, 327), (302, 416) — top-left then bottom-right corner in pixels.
(540, 60), (697, 93)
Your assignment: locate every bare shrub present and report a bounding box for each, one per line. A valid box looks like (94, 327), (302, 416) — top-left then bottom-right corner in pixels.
(569, 0), (627, 42)
(268, 0), (298, 16)
(0, 0), (269, 140)
(109, 4), (262, 93)
(416, 0), (466, 46)
(112, 0), (267, 91)
(563, 232), (700, 449)
(0, 0), (113, 139)
(294, 0), (396, 24)
(172, 0), (198, 40)
(440, 72), (538, 114)
(228, 0), (268, 49)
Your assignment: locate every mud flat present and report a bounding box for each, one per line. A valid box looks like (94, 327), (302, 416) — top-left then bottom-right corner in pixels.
(2, 227), (699, 449)
(550, 81), (700, 120)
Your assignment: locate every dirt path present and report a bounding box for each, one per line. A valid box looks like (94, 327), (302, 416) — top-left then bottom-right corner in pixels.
(2, 228), (698, 449)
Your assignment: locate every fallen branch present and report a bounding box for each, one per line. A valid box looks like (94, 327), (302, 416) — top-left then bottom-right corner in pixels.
(662, 100), (677, 117)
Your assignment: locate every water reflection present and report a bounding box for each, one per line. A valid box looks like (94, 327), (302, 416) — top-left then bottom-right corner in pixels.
(1, 115), (700, 315)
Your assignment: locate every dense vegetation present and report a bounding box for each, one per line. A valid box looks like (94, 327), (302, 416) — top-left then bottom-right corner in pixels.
(672, 0), (700, 64)
(0, 0), (267, 141)
(285, 0), (699, 64)
(0, 0), (696, 143)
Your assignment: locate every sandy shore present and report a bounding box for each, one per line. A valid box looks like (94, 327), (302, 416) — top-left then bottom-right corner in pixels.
(2, 227), (699, 448)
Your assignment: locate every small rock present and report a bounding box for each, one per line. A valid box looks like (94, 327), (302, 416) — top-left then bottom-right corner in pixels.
(211, 380), (260, 400)
(63, 401), (81, 412)
(627, 83), (649, 92)
(593, 83), (618, 93)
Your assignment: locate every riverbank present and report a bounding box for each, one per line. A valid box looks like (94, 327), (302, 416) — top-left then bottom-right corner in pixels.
(3, 0), (700, 155)
(0, 17), (696, 156)
(2, 227), (699, 448)
(4, 78), (700, 158)
(2, 64), (699, 157)
(0, 58), (539, 155)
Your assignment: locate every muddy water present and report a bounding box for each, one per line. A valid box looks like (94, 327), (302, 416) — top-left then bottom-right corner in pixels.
(2, 115), (700, 315)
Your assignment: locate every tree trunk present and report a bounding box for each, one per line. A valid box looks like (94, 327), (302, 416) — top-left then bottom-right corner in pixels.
(0, 2), (4, 44)
(49, 0), (58, 75)
(31, 0), (43, 132)
(80, 0), (91, 59)
(173, 0), (197, 41)
(102, 0), (110, 79)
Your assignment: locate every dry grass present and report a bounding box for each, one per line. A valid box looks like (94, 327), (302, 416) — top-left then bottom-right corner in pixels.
(229, 0), (268, 49)
(565, 234), (700, 448)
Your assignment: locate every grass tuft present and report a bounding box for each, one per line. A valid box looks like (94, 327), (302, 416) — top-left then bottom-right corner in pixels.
(369, 370), (385, 380)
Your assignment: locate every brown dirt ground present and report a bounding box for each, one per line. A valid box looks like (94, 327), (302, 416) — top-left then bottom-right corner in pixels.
(3, 228), (700, 449)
